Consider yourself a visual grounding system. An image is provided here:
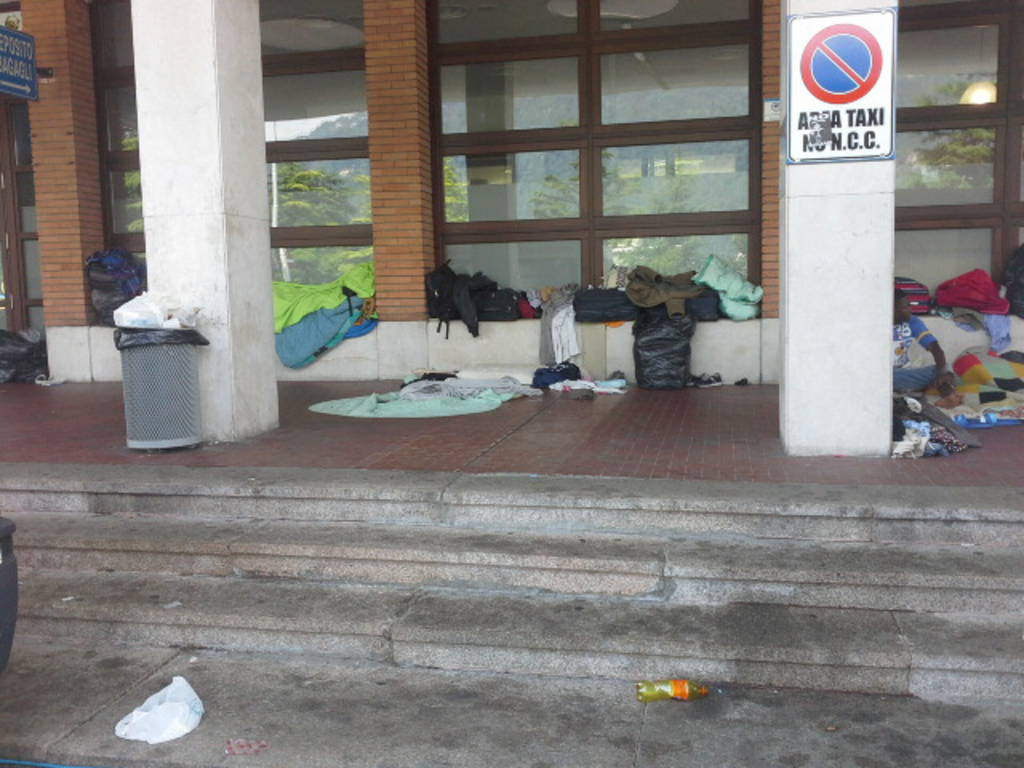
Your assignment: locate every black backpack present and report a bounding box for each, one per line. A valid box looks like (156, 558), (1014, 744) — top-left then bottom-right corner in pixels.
(454, 272), (497, 337)
(1005, 245), (1024, 318)
(425, 262), (459, 337)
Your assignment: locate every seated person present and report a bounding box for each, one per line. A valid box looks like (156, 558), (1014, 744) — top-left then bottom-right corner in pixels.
(893, 289), (955, 396)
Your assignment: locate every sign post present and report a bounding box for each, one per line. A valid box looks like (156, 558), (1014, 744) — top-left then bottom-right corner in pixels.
(0, 25), (37, 101)
(787, 9), (895, 164)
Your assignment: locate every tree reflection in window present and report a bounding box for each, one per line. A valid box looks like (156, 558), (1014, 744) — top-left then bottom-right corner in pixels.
(896, 128), (994, 206)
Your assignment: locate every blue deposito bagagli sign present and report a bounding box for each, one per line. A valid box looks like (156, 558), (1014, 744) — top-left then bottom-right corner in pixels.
(0, 25), (36, 100)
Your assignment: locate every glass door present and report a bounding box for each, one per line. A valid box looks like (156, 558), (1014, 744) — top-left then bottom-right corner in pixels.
(0, 98), (39, 332)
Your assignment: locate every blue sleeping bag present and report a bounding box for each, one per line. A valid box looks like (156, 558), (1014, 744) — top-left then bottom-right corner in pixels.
(276, 297), (370, 369)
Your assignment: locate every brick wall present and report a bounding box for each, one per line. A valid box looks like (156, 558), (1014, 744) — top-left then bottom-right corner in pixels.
(761, 0), (781, 319)
(365, 0), (434, 321)
(24, 0), (104, 327)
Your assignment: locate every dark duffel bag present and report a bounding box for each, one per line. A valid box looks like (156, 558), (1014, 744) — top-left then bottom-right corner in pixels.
(686, 288), (720, 321)
(475, 288), (521, 321)
(573, 288), (638, 323)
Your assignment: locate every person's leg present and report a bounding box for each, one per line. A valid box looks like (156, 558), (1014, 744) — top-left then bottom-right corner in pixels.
(893, 365), (936, 392)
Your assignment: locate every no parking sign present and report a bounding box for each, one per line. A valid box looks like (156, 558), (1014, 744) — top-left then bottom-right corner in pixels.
(787, 9), (895, 164)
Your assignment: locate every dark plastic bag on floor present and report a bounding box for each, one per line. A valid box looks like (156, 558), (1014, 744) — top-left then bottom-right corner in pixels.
(0, 329), (48, 383)
(113, 328), (209, 351)
(632, 305), (695, 390)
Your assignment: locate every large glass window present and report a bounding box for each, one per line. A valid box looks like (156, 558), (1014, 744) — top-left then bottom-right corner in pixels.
(895, 229), (992, 293)
(598, 0), (748, 30)
(601, 46), (748, 124)
(104, 88), (138, 152)
(271, 246), (373, 285)
(896, 129), (995, 206)
(441, 59), (579, 134)
(447, 241), (582, 291)
(897, 26), (998, 109)
(444, 151), (580, 222)
(604, 234), (748, 278)
(93, 0), (372, 285)
(260, 0), (365, 54)
(440, 1), (576, 44)
(264, 71), (368, 141)
(896, 5), (1022, 284)
(436, 5), (760, 287)
(602, 141), (749, 215)
(267, 159), (371, 227)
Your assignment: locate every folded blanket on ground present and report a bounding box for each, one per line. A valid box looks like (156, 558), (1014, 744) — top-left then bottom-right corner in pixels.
(310, 389), (517, 418)
(948, 351), (1024, 409)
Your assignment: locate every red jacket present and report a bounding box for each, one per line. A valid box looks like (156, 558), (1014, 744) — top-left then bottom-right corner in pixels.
(935, 269), (1009, 314)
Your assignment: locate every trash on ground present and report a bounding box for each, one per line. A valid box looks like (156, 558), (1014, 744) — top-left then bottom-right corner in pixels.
(60, 596), (77, 602)
(115, 675), (204, 744)
(162, 600), (183, 609)
(226, 738), (269, 756)
(635, 678), (710, 702)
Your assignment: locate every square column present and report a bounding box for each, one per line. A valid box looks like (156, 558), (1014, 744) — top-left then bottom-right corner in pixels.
(130, 0), (277, 441)
(365, 0), (435, 321)
(780, 0), (894, 456)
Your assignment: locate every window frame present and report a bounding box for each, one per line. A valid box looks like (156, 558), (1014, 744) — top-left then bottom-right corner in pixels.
(91, 1), (373, 272)
(895, 0), (1022, 280)
(431, 0), (762, 288)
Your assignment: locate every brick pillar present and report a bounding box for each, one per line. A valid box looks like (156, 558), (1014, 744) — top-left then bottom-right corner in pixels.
(364, 0), (434, 321)
(761, 0), (781, 319)
(23, 0), (103, 327)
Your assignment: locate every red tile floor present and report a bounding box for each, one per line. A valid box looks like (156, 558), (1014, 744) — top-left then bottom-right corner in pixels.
(1, 380), (1022, 486)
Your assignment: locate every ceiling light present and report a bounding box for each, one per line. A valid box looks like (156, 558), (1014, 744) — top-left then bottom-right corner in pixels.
(959, 81), (997, 106)
(439, 5), (469, 20)
(547, 0), (678, 20)
(260, 18), (363, 52)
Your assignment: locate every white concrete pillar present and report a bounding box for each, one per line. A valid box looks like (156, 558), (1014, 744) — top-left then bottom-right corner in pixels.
(131, 0), (278, 441)
(780, 0), (895, 456)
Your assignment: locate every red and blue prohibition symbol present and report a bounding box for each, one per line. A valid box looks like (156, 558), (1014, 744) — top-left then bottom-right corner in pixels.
(800, 24), (882, 105)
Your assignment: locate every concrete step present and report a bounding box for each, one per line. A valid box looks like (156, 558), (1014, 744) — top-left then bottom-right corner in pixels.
(15, 571), (1024, 700)
(13, 513), (665, 598)
(13, 511), (1024, 613)
(1, 464), (1023, 545)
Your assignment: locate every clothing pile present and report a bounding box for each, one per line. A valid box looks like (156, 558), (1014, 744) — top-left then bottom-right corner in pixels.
(273, 262), (377, 369)
(891, 396), (977, 459)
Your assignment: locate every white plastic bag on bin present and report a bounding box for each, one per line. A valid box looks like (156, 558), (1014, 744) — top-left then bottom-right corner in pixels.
(115, 676), (204, 744)
(113, 292), (166, 329)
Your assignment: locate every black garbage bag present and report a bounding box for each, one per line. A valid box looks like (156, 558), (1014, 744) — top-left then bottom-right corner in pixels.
(113, 328), (209, 351)
(0, 329), (48, 383)
(632, 305), (695, 390)
(86, 248), (146, 326)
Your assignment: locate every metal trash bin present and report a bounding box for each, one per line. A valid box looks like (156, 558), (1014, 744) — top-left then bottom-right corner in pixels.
(0, 518), (16, 674)
(114, 328), (209, 450)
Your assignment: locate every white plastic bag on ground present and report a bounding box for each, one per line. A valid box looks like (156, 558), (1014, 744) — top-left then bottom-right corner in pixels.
(115, 676), (204, 744)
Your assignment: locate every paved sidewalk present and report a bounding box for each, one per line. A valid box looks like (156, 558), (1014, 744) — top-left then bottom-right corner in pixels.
(1, 639), (1022, 768)
(1, 381), (1022, 486)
